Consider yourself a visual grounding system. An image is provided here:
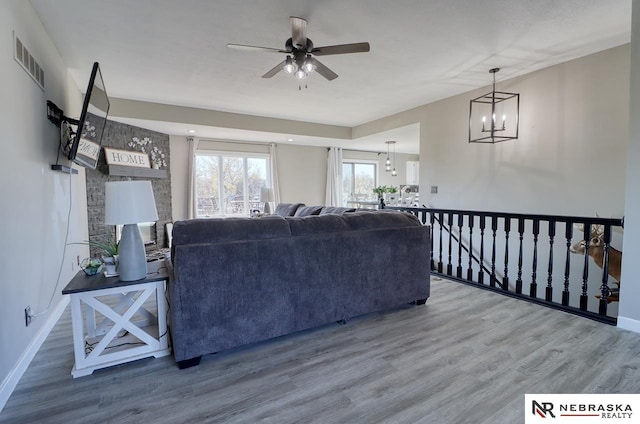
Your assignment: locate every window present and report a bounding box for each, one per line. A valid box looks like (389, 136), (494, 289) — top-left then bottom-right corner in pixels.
(195, 152), (269, 217)
(342, 161), (377, 205)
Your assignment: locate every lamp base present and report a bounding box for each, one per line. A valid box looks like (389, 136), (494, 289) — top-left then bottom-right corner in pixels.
(118, 224), (147, 281)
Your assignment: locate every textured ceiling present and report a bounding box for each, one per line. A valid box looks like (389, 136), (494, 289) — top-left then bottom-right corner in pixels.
(30, 0), (631, 152)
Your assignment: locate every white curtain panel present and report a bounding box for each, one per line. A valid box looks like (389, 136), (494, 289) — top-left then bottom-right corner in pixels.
(269, 143), (281, 205)
(187, 136), (199, 219)
(325, 147), (343, 206)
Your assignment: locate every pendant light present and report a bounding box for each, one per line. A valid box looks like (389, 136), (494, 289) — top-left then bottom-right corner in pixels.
(384, 141), (392, 172)
(469, 68), (519, 143)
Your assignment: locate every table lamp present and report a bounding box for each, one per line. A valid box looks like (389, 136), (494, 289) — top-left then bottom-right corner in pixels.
(104, 180), (158, 281)
(260, 187), (274, 214)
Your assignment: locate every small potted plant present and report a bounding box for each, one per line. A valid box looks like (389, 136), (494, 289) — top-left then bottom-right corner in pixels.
(80, 257), (103, 276)
(75, 239), (119, 275)
(373, 185), (387, 199)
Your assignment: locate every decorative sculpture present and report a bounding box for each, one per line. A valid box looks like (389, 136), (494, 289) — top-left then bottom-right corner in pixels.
(570, 223), (622, 303)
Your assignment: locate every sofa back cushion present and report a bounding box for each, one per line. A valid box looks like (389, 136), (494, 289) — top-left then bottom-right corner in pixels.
(294, 205), (323, 217)
(274, 203), (305, 217)
(319, 206), (356, 215)
(171, 216), (291, 260)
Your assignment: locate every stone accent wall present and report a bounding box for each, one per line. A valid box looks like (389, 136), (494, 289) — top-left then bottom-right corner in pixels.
(86, 116), (172, 257)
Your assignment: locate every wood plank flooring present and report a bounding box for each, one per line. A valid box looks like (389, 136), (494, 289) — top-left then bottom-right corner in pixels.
(2, 277), (640, 424)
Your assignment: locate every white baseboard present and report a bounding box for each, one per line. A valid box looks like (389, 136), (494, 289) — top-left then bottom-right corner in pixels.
(0, 296), (69, 413)
(617, 315), (640, 334)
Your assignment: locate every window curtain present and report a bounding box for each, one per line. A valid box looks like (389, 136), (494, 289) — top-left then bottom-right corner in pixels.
(269, 143), (281, 205)
(325, 147), (343, 206)
(186, 136), (199, 219)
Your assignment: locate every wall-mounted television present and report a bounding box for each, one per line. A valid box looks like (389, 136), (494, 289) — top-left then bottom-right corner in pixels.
(68, 62), (110, 169)
(48, 61), (110, 172)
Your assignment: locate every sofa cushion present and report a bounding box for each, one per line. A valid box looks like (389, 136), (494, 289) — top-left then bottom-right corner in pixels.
(171, 215), (291, 260)
(294, 205), (323, 217)
(342, 210), (422, 230)
(274, 203), (305, 217)
(286, 214), (351, 236)
(319, 206), (357, 215)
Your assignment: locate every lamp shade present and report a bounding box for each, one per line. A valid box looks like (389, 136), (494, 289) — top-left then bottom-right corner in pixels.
(105, 180), (158, 225)
(260, 187), (274, 203)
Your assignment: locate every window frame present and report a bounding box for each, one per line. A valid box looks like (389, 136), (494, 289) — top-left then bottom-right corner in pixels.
(195, 150), (271, 217)
(342, 159), (378, 205)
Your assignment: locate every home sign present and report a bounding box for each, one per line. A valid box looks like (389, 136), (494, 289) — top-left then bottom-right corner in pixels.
(104, 147), (150, 168)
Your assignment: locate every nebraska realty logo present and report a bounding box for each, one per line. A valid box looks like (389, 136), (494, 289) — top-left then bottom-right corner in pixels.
(525, 394), (640, 423)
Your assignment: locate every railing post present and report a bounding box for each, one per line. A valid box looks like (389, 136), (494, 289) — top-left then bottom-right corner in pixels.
(490, 216), (498, 288)
(546, 221), (555, 302)
(503, 217), (511, 290)
(580, 223), (591, 311)
(563, 222), (573, 306)
(516, 218), (525, 294)
(599, 224), (612, 316)
(530, 219), (540, 298)
(478, 215), (485, 285)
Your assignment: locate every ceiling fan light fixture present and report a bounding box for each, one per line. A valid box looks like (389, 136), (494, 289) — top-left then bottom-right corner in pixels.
(294, 68), (307, 80)
(283, 56), (297, 74)
(302, 55), (316, 73)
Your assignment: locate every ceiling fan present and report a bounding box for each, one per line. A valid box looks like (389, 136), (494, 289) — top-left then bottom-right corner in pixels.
(227, 16), (370, 81)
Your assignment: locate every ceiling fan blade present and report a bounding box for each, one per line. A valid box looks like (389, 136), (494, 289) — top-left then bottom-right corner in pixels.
(312, 42), (370, 56)
(227, 43), (286, 54)
(290, 16), (307, 49)
(311, 58), (338, 81)
(262, 60), (286, 78)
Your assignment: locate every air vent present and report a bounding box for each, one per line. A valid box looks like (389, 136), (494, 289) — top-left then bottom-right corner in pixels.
(13, 31), (44, 90)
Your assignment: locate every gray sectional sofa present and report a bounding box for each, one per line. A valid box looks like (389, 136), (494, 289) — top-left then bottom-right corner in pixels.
(167, 210), (431, 368)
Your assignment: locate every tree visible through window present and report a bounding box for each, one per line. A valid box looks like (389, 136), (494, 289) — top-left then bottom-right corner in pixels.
(196, 153), (269, 216)
(342, 161), (377, 205)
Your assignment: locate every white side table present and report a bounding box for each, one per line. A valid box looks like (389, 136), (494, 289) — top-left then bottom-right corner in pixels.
(62, 260), (171, 378)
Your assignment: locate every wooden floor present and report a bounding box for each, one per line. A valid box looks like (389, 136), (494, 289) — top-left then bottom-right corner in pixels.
(2, 278), (640, 424)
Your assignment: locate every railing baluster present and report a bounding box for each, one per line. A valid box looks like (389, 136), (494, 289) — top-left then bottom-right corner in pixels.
(478, 215), (485, 285)
(429, 212), (436, 271)
(580, 223), (591, 311)
(467, 214), (474, 282)
(530, 219), (540, 298)
(490, 216), (498, 288)
(457, 213), (464, 278)
(447, 212), (453, 276)
(599, 225), (612, 316)
(503, 218), (510, 290)
(438, 211), (444, 273)
(563, 222), (573, 306)
(516, 218), (524, 294)
(546, 221), (555, 302)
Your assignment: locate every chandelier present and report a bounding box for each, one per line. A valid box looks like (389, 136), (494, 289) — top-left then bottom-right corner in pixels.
(468, 68), (519, 143)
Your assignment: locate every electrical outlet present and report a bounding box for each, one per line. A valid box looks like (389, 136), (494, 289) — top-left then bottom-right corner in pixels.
(77, 255), (80, 266)
(431, 185), (438, 194)
(25, 306), (32, 327)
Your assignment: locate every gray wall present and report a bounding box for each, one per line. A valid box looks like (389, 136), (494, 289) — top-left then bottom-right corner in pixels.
(619, 3), (640, 332)
(86, 120), (172, 256)
(0, 0), (86, 405)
